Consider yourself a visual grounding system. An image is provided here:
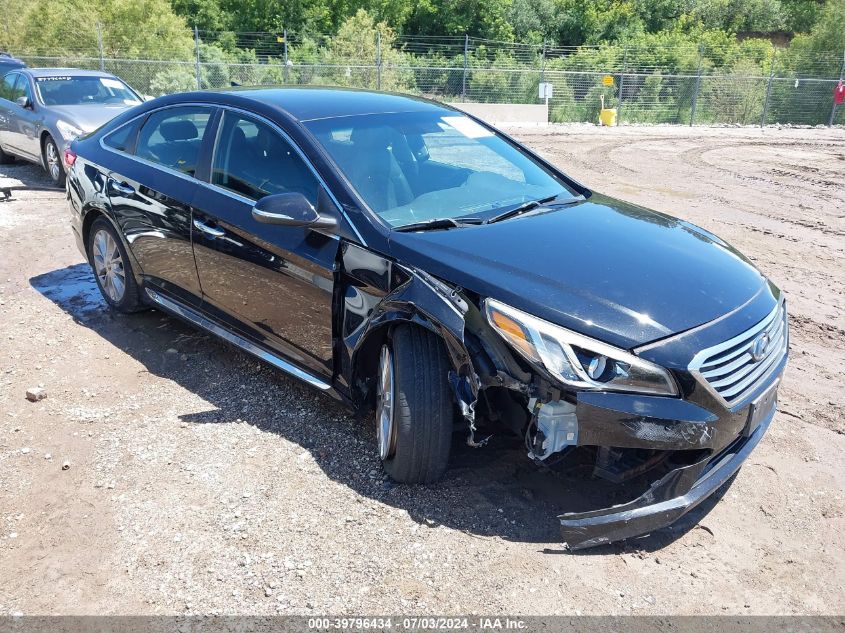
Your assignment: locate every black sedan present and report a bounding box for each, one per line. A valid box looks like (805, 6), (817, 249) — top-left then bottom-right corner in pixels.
(66, 88), (788, 549)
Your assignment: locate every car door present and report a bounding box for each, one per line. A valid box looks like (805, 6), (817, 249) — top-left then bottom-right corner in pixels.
(0, 72), (28, 156)
(103, 105), (215, 307)
(191, 109), (338, 380)
(0, 73), (17, 149)
(2, 74), (40, 159)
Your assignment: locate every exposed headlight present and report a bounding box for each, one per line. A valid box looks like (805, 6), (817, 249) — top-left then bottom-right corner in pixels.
(56, 120), (84, 140)
(485, 298), (678, 396)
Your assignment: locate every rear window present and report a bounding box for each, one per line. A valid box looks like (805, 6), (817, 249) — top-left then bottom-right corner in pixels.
(135, 107), (213, 176)
(103, 119), (141, 153)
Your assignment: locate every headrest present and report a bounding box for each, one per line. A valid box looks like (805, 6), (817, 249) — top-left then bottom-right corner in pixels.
(350, 125), (394, 151)
(160, 120), (198, 142)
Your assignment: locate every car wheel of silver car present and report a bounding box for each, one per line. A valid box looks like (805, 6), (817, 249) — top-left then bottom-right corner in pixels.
(378, 325), (454, 484)
(42, 135), (66, 187)
(87, 217), (143, 313)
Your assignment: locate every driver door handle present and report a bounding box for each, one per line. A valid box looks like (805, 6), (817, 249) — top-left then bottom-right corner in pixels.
(193, 218), (225, 238)
(108, 179), (135, 197)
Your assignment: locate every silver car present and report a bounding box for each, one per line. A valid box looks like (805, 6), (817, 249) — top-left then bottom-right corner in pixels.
(0, 68), (143, 186)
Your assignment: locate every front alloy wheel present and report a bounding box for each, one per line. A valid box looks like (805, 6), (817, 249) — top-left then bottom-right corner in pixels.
(43, 136), (65, 187)
(376, 345), (396, 460)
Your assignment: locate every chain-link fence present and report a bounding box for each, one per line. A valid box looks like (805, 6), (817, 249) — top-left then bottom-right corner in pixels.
(15, 25), (845, 126)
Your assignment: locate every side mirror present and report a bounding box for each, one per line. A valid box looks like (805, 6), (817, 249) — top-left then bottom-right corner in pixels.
(251, 192), (337, 230)
(142, 95), (155, 102)
(14, 96), (31, 109)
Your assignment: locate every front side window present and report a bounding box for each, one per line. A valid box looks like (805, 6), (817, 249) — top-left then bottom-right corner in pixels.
(35, 75), (141, 106)
(135, 107), (212, 176)
(0, 73), (23, 102)
(305, 111), (575, 227)
(211, 111), (318, 203)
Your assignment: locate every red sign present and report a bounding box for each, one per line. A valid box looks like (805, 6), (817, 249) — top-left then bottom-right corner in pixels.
(835, 80), (845, 106)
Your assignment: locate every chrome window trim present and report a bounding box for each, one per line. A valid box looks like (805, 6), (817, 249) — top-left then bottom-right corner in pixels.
(96, 101), (366, 246)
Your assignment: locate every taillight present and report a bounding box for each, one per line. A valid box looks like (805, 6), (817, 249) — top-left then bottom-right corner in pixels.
(64, 148), (77, 168)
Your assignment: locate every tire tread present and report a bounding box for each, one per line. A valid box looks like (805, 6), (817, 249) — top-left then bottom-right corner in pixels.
(384, 324), (454, 483)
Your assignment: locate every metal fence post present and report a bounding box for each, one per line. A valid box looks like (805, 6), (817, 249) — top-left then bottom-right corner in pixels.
(194, 26), (201, 90)
(96, 21), (105, 72)
(462, 34), (469, 101)
(690, 44), (703, 126)
(761, 49), (777, 127)
(829, 49), (845, 127)
(616, 45), (628, 124)
(283, 29), (288, 84)
(540, 40), (546, 85)
(376, 31), (382, 90)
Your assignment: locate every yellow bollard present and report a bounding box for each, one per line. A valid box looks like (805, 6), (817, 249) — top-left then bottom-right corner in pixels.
(599, 94), (618, 126)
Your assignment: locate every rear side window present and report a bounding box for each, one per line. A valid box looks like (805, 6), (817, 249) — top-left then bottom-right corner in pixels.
(211, 111), (317, 202)
(103, 119), (141, 153)
(0, 73), (23, 101)
(135, 107), (212, 176)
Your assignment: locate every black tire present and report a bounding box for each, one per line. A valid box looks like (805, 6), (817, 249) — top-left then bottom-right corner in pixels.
(380, 325), (455, 483)
(42, 135), (66, 187)
(0, 143), (15, 165)
(87, 217), (144, 313)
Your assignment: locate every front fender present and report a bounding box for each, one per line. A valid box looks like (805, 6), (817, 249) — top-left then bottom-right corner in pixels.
(339, 243), (479, 421)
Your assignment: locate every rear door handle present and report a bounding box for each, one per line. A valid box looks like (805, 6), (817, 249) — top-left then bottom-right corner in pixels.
(193, 218), (225, 238)
(108, 179), (135, 197)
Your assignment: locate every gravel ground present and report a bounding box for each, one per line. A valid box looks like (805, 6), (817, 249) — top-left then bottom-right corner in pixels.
(0, 124), (843, 616)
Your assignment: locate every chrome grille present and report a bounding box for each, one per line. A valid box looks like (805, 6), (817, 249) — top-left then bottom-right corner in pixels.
(690, 301), (788, 408)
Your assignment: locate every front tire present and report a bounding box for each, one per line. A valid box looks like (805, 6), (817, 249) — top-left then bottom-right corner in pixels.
(87, 218), (143, 313)
(42, 135), (66, 187)
(377, 325), (455, 483)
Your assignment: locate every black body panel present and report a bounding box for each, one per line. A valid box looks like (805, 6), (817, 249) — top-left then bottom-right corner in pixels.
(66, 87), (788, 551)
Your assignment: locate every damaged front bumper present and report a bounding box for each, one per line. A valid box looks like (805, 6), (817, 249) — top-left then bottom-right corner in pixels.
(558, 401), (774, 550)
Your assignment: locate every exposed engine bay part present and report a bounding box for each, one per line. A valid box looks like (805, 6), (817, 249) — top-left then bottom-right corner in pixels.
(526, 399), (579, 460)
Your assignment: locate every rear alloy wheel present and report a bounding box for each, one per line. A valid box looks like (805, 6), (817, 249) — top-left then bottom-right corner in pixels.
(42, 135), (66, 187)
(87, 218), (142, 313)
(376, 325), (454, 484)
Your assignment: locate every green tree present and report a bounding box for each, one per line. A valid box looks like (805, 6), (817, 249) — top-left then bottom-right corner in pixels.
(6, 0), (194, 59)
(404, 0), (514, 41)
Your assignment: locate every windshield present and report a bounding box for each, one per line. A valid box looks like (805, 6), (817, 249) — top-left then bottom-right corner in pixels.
(35, 76), (141, 107)
(305, 111), (575, 227)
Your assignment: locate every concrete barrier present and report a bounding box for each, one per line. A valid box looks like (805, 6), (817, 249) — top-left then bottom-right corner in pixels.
(446, 102), (549, 126)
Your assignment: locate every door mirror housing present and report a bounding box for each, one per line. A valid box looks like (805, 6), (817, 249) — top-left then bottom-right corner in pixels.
(252, 192), (337, 230)
(14, 95), (31, 109)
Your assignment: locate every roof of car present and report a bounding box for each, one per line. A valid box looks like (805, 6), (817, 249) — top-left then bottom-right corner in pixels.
(212, 87), (451, 122)
(24, 68), (119, 79)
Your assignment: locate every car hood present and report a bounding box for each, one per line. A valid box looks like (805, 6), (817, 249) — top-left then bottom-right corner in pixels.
(47, 104), (135, 133)
(387, 194), (768, 349)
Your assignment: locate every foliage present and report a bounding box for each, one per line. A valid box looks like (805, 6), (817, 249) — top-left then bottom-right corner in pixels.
(1, 0), (842, 126)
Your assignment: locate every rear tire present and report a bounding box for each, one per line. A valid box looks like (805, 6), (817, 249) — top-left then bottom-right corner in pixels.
(87, 217), (143, 313)
(42, 135), (66, 187)
(377, 325), (455, 484)
(0, 143), (15, 165)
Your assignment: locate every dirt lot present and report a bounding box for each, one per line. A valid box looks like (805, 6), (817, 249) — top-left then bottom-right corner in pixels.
(1, 125), (843, 616)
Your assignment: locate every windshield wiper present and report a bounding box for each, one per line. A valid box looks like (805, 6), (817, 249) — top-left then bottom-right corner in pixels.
(485, 193), (583, 225)
(394, 217), (484, 232)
